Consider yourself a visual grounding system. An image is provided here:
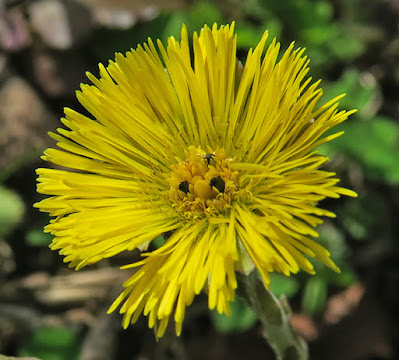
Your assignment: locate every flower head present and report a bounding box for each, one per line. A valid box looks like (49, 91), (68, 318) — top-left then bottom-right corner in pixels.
(35, 23), (357, 338)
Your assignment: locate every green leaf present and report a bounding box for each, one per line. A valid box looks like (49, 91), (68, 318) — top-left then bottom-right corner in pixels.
(301, 25), (339, 45)
(0, 186), (24, 237)
(187, 2), (223, 31)
(322, 69), (380, 118)
(151, 235), (166, 249)
(236, 25), (271, 50)
(18, 326), (80, 360)
(327, 265), (357, 287)
(264, 0), (332, 30)
(314, 1), (333, 22)
(317, 222), (347, 260)
(339, 190), (384, 241)
(161, 12), (188, 41)
(26, 227), (52, 247)
(269, 273), (300, 298)
(89, 14), (171, 61)
(329, 31), (365, 61)
(236, 21), (282, 50)
(302, 276), (327, 315)
(211, 297), (257, 333)
(321, 116), (399, 183)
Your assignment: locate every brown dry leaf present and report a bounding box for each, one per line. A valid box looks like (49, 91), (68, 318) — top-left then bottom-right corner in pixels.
(77, 0), (186, 12)
(76, 0), (186, 28)
(18, 268), (132, 305)
(0, 356), (40, 360)
(29, 0), (93, 49)
(32, 50), (89, 97)
(313, 287), (393, 360)
(290, 313), (319, 341)
(0, 7), (32, 51)
(324, 283), (365, 325)
(0, 74), (56, 172)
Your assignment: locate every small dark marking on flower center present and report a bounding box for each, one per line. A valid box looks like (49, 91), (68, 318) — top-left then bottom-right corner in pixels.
(204, 153), (215, 165)
(210, 176), (225, 193)
(162, 230), (174, 240)
(179, 181), (190, 194)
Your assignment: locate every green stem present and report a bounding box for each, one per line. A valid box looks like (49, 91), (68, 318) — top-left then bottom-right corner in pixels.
(238, 272), (308, 360)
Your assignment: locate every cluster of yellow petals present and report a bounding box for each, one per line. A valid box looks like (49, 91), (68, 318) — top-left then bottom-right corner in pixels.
(34, 22), (358, 338)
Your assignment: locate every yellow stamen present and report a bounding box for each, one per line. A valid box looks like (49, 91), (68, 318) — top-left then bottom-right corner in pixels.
(167, 146), (243, 218)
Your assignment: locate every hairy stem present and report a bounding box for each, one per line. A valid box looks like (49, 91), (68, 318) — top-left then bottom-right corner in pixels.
(238, 272), (308, 360)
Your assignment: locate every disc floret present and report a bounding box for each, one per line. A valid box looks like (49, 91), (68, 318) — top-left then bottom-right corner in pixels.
(167, 146), (241, 218)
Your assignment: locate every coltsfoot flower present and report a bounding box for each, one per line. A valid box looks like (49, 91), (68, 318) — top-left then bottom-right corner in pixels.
(35, 23), (357, 338)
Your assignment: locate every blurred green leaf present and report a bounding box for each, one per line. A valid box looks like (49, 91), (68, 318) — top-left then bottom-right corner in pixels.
(256, 0), (368, 70)
(314, 1), (333, 22)
(322, 69), (380, 117)
(301, 25), (339, 45)
(329, 31), (365, 61)
(152, 235), (166, 249)
(327, 264), (357, 287)
(162, 2), (223, 42)
(90, 14), (171, 61)
(317, 222), (347, 260)
(26, 227), (52, 247)
(211, 297), (257, 333)
(341, 200), (372, 241)
(18, 326), (80, 360)
(236, 25), (270, 49)
(263, 0), (333, 30)
(236, 21), (281, 50)
(0, 186), (24, 237)
(340, 191), (384, 241)
(302, 276), (327, 315)
(161, 12), (188, 41)
(321, 116), (399, 183)
(313, 222), (357, 285)
(187, 2), (223, 31)
(270, 273), (300, 298)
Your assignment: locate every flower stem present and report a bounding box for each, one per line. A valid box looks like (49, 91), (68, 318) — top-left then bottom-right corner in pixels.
(238, 272), (308, 360)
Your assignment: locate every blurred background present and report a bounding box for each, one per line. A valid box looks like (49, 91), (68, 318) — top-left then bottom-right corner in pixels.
(0, 0), (398, 359)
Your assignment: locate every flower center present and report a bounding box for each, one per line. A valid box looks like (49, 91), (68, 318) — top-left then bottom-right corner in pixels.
(167, 146), (240, 218)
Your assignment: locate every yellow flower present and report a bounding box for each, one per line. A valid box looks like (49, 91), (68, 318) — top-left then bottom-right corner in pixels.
(35, 23), (357, 338)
